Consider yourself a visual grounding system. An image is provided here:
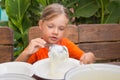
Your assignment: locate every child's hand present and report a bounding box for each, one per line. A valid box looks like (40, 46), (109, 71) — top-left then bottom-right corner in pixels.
(25, 38), (47, 55)
(80, 52), (95, 64)
(15, 38), (47, 62)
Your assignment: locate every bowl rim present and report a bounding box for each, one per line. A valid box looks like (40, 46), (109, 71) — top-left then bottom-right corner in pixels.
(0, 62), (33, 76)
(32, 58), (80, 80)
(0, 73), (36, 80)
(64, 63), (120, 80)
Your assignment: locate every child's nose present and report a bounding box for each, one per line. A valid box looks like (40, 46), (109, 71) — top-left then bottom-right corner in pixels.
(53, 28), (58, 34)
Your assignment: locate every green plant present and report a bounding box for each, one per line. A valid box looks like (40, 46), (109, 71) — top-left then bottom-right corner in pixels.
(5, 0), (42, 57)
(67, 0), (120, 24)
(0, 21), (8, 26)
(37, 0), (120, 24)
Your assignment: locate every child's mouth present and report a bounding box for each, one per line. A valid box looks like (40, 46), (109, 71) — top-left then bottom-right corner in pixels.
(50, 37), (58, 41)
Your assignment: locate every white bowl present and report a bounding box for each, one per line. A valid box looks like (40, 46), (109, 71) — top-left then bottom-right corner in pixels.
(32, 58), (80, 80)
(0, 73), (36, 80)
(65, 63), (120, 80)
(0, 62), (33, 76)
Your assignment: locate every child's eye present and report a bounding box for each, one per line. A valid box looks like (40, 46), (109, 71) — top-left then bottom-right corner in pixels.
(48, 25), (53, 28)
(59, 27), (65, 31)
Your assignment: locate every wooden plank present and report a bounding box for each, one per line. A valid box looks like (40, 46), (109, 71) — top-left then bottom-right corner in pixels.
(0, 46), (14, 63)
(28, 25), (79, 43)
(78, 24), (120, 42)
(78, 41), (120, 61)
(64, 25), (79, 43)
(0, 27), (14, 63)
(0, 27), (14, 44)
(28, 26), (41, 42)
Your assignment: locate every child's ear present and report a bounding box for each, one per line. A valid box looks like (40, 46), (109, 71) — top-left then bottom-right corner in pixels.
(38, 20), (43, 30)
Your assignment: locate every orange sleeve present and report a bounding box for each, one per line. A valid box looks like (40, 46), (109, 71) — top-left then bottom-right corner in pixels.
(61, 38), (84, 60)
(27, 48), (49, 64)
(27, 38), (84, 63)
(27, 53), (37, 64)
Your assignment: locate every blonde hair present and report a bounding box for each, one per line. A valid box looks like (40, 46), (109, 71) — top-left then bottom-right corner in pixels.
(41, 3), (69, 21)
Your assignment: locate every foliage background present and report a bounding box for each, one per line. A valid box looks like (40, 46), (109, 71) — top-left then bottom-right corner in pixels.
(0, 0), (120, 58)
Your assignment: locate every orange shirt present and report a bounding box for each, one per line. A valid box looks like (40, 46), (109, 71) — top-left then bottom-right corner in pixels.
(27, 38), (84, 64)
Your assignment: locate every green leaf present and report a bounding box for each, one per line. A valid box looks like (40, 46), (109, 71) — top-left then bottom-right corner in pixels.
(5, 0), (30, 21)
(104, 1), (120, 23)
(22, 15), (32, 31)
(5, 0), (31, 32)
(74, 0), (99, 17)
(63, 0), (80, 7)
(37, 0), (47, 7)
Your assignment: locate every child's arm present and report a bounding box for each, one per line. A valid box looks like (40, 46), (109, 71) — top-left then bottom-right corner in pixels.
(15, 38), (46, 62)
(80, 52), (95, 64)
(61, 38), (95, 64)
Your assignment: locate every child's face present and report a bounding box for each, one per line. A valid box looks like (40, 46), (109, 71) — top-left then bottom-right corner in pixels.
(39, 14), (69, 44)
